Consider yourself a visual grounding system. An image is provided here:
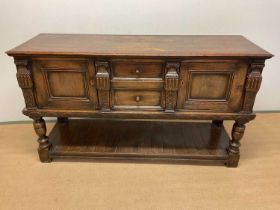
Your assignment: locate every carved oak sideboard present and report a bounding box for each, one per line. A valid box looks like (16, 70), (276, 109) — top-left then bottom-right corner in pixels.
(7, 34), (273, 167)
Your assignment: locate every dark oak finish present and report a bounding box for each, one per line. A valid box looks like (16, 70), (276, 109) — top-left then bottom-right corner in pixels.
(33, 118), (51, 162)
(7, 34), (272, 58)
(111, 59), (164, 78)
(178, 61), (248, 112)
(7, 34), (273, 167)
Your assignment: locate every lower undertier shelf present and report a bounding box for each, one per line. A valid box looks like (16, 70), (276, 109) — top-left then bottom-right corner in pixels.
(48, 119), (230, 165)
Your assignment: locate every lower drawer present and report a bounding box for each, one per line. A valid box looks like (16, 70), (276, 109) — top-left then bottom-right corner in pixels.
(112, 90), (163, 109)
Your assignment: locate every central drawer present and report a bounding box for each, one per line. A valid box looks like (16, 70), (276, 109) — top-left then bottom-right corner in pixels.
(111, 60), (164, 78)
(110, 59), (165, 110)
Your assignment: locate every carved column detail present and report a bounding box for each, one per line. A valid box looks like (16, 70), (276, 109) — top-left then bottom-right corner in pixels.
(165, 62), (180, 112)
(242, 62), (264, 112)
(33, 118), (52, 162)
(95, 61), (110, 111)
(15, 59), (36, 108)
(227, 122), (246, 167)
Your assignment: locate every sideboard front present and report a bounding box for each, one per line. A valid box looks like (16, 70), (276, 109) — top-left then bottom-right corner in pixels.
(29, 57), (251, 115)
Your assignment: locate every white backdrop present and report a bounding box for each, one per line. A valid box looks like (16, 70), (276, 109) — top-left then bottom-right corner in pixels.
(0, 0), (279, 122)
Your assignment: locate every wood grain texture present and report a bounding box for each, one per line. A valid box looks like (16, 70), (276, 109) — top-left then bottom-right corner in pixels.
(6, 34), (273, 58)
(22, 109), (256, 126)
(49, 119), (229, 163)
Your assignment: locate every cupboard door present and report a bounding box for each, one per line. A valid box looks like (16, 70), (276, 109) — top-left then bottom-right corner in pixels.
(32, 58), (98, 109)
(177, 61), (247, 112)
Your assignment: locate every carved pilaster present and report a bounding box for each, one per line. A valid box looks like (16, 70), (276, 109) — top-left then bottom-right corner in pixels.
(227, 122), (246, 167)
(165, 62), (180, 112)
(15, 59), (36, 108)
(242, 61), (264, 113)
(95, 61), (110, 111)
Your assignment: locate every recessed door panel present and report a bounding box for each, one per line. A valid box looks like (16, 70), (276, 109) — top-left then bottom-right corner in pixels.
(177, 61), (247, 112)
(47, 71), (86, 98)
(189, 72), (232, 100)
(32, 58), (98, 109)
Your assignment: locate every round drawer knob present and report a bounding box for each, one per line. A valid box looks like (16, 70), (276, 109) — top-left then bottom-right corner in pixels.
(135, 69), (141, 74)
(135, 96), (141, 102)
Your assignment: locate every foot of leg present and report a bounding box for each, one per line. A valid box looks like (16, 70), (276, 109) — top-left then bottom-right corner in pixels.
(33, 118), (52, 162)
(226, 122), (245, 167)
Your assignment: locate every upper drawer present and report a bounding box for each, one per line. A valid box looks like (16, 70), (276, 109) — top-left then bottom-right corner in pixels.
(111, 60), (164, 78)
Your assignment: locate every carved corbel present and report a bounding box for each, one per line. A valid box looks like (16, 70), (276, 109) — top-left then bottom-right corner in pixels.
(165, 62), (180, 112)
(95, 61), (110, 111)
(242, 61), (264, 113)
(15, 58), (36, 108)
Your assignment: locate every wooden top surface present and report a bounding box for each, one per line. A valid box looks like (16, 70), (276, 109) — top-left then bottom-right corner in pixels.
(6, 34), (273, 58)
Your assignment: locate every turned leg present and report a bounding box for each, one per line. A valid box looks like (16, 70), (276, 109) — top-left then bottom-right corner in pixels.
(57, 117), (68, 124)
(227, 122), (246, 167)
(212, 120), (223, 128)
(33, 118), (52, 162)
